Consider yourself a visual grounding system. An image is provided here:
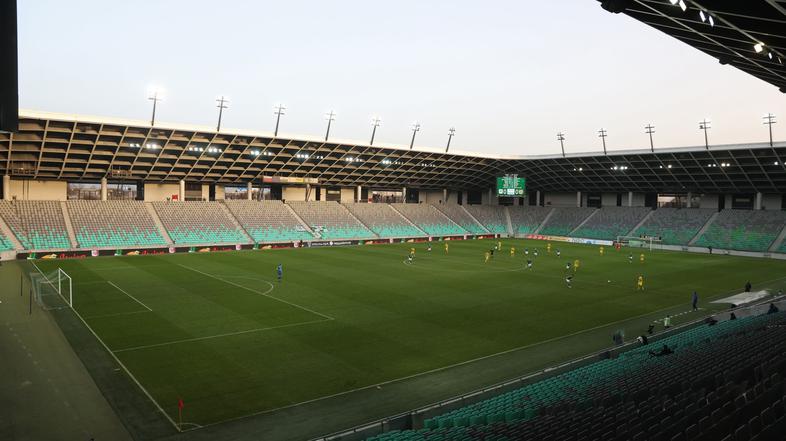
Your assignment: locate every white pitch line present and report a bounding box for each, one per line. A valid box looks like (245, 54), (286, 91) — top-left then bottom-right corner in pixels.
(29, 262), (181, 432)
(112, 318), (330, 353)
(108, 281), (152, 312)
(176, 263), (334, 321)
(84, 310), (150, 320)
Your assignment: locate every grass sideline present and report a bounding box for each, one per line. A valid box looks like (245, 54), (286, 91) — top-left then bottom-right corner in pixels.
(34, 239), (786, 433)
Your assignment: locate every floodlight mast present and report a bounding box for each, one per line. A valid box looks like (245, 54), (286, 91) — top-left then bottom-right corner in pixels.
(273, 104), (286, 137)
(324, 110), (336, 141)
(645, 124), (655, 152)
(370, 117), (381, 145)
(699, 118), (711, 150)
(446, 127), (455, 153)
(215, 96), (229, 132)
(148, 89), (162, 127)
(763, 113), (777, 147)
(598, 128), (608, 155)
(557, 132), (566, 158)
(409, 122), (421, 150)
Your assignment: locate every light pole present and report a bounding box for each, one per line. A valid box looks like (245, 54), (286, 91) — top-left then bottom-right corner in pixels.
(446, 127), (455, 153)
(370, 117), (381, 145)
(763, 113), (777, 147)
(645, 124), (655, 152)
(598, 128), (608, 155)
(324, 110), (336, 141)
(273, 104), (286, 137)
(699, 118), (711, 150)
(148, 88), (163, 127)
(557, 132), (566, 158)
(409, 122), (421, 150)
(216, 96), (229, 132)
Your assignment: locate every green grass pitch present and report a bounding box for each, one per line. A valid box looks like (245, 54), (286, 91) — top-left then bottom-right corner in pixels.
(35, 239), (786, 428)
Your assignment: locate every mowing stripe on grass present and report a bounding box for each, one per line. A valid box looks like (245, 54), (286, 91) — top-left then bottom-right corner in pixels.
(112, 317), (331, 353)
(107, 281), (153, 312)
(176, 263), (335, 321)
(29, 262), (182, 432)
(83, 310), (151, 320)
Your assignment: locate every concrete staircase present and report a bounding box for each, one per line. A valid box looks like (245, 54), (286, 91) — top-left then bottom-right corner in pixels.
(532, 208), (555, 235)
(283, 203), (318, 239)
(568, 209), (599, 236)
(0, 213), (24, 250)
(338, 203), (379, 239)
(388, 204), (428, 237)
(626, 209), (655, 237)
(59, 201), (79, 249)
(428, 205), (468, 234)
(769, 224), (786, 252)
(144, 203), (174, 245)
(217, 202), (254, 244)
(504, 207), (514, 236)
(689, 211), (720, 246)
(459, 205), (490, 234)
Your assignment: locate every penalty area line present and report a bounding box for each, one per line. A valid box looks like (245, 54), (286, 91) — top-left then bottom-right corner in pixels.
(108, 281), (152, 312)
(112, 318), (331, 353)
(176, 263), (334, 321)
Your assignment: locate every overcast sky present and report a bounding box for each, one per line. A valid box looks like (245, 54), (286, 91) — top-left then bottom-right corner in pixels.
(17, 0), (786, 156)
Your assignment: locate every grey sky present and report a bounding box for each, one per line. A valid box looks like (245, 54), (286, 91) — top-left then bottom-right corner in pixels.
(18, 0), (785, 156)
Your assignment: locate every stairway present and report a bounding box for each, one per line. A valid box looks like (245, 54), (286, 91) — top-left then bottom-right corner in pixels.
(769, 224), (786, 253)
(218, 202), (254, 244)
(626, 209), (655, 237)
(459, 205), (490, 234)
(504, 207), (514, 236)
(532, 208), (555, 235)
(338, 203), (378, 239)
(0, 213), (23, 250)
(144, 203), (174, 245)
(283, 203), (318, 239)
(689, 211), (720, 246)
(388, 204), (428, 236)
(568, 209), (598, 236)
(59, 201), (79, 249)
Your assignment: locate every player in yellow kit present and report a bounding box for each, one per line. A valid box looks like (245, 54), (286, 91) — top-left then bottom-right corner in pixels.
(640, 253), (645, 264)
(599, 246), (604, 256)
(410, 247), (415, 256)
(637, 275), (645, 291)
(573, 259), (580, 271)
(484, 251), (491, 263)
(547, 243), (552, 254)
(444, 242), (449, 254)
(497, 241), (502, 251)
(510, 246), (515, 257)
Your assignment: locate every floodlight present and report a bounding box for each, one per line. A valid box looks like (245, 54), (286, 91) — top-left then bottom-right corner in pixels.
(754, 43), (764, 53)
(678, 0), (686, 12)
(699, 11), (706, 22)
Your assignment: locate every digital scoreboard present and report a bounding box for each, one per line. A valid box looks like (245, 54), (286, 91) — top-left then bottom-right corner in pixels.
(496, 175), (526, 197)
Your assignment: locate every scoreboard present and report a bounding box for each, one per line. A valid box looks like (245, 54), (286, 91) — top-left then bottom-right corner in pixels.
(496, 175), (526, 197)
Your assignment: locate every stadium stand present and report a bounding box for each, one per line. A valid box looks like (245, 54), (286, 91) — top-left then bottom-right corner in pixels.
(152, 201), (249, 244)
(367, 310), (786, 441)
(632, 208), (716, 245)
(464, 205), (509, 234)
(0, 233), (13, 251)
(507, 206), (552, 235)
(343, 203), (424, 238)
(66, 200), (167, 248)
(0, 201), (71, 249)
(287, 201), (375, 240)
(571, 207), (651, 240)
(695, 209), (786, 252)
(538, 207), (595, 236)
(391, 203), (466, 236)
(224, 200), (314, 243)
(433, 204), (487, 234)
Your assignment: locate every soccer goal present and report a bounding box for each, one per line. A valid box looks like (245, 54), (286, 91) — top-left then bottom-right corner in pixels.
(30, 267), (73, 310)
(616, 235), (662, 251)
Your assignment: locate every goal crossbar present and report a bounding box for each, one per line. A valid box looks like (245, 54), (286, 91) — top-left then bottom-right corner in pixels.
(616, 235), (661, 251)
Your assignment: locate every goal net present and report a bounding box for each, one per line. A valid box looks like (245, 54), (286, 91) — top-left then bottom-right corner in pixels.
(30, 267), (73, 310)
(616, 235), (662, 251)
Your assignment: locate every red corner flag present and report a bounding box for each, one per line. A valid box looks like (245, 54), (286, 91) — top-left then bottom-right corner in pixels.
(178, 398), (184, 409)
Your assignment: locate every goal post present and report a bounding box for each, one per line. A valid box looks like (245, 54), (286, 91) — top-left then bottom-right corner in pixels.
(616, 235), (661, 251)
(31, 267), (73, 310)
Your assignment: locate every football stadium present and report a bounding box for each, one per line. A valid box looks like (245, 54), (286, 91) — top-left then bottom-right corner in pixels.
(2, 1), (786, 441)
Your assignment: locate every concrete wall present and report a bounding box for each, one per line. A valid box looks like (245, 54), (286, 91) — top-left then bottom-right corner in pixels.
(341, 188), (355, 203)
(201, 185), (210, 201)
(215, 186), (225, 200)
(144, 183), (180, 201)
(763, 194), (782, 211)
(601, 193), (617, 207)
(632, 193), (646, 207)
(282, 186), (310, 202)
(481, 190), (498, 205)
(7, 179), (67, 200)
(544, 192), (575, 207)
(700, 194), (719, 210)
(418, 190), (456, 204)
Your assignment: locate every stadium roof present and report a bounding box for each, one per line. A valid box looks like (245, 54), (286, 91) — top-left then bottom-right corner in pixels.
(599, 0), (786, 92)
(1, 110), (785, 193)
